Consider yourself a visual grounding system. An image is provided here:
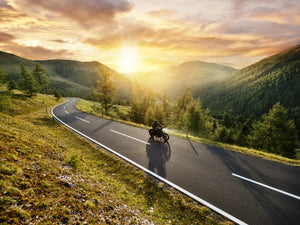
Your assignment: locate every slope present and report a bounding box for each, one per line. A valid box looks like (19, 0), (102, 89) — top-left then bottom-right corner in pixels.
(130, 61), (236, 98)
(0, 92), (228, 224)
(0, 51), (133, 99)
(200, 45), (300, 132)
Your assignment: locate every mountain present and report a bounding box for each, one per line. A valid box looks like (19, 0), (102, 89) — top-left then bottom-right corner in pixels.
(130, 61), (236, 98)
(199, 45), (300, 133)
(0, 51), (133, 99)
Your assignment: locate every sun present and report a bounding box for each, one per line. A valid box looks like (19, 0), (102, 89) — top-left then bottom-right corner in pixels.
(119, 46), (139, 74)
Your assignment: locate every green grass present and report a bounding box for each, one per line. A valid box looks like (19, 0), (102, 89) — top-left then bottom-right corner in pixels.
(0, 92), (231, 224)
(76, 98), (300, 167)
(76, 98), (132, 121)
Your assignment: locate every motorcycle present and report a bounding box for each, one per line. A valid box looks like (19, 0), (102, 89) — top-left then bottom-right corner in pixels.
(149, 127), (169, 141)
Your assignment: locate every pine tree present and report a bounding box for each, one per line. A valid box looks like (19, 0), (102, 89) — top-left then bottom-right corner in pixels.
(7, 78), (17, 91)
(32, 64), (48, 93)
(18, 64), (40, 97)
(236, 114), (255, 146)
(222, 110), (236, 129)
(186, 100), (204, 134)
(176, 87), (193, 111)
(248, 102), (298, 158)
(53, 89), (61, 101)
(174, 88), (194, 130)
(0, 66), (7, 84)
(97, 69), (117, 113)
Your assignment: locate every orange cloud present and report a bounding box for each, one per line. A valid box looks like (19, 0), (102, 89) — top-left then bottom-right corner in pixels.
(0, 0), (13, 9)
(15, 0), (133, 25)
(251, 10), (293, 25)
(0, 7), (27, 23)
(0, 32), (16, 43)
(1, 44), (72, 60)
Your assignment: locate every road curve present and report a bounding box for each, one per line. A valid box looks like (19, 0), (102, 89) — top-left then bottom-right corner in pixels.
(51, 98), (300, 225)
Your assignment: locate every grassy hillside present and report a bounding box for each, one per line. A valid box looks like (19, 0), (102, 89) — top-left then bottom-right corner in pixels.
(0, 51), (134, 99)
(0, 92), (231, 224)
(130, 61), (236, 98)
(199, 45), (300, 134)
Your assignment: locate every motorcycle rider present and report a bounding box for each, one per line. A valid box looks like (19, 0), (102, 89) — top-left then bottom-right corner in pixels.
(152, 119), (162, 132)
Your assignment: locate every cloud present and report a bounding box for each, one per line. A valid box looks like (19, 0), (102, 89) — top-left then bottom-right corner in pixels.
(1, 44), (72, 60)
(51, 39), (70, 43)
(83, 18), (248, 57)
(0, 5), (27, 23)
(84, 22), (160, 49)
(0, 32), (16, 43)
(146, 9), (178, 18)
(0, 0), (13, 9)
(15, 0), (133, 24)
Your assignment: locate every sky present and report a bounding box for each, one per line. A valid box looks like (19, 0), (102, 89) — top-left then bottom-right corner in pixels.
(0, 0), (299, 74)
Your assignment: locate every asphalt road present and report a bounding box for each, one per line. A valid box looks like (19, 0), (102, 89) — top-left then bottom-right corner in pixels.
(51, 98), (300, 225)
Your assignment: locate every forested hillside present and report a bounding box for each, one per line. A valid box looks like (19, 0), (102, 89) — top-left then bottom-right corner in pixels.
(0, 51), (133, 99)
(130, 61), (236, 98)
(199, 45), (300, 134)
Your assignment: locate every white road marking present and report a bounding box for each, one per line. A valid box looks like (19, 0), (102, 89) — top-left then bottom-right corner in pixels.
(110, 129), (150, 145)
(75, 116), (90, 123)
(64, 106), (65, 109)
(232, 173), (300, 200)
(51, 101), (247, 225)
(65, 110), (69, 114)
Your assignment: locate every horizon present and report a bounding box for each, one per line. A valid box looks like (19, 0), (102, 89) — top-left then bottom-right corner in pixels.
(0, 0), (299, 74)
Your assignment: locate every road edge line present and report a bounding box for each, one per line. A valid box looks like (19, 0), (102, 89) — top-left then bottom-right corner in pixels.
(51, 100), (247, 225)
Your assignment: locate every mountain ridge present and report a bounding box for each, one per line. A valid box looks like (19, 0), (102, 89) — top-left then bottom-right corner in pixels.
(0, 51), (133, 99)
(129, 60), (236, 98)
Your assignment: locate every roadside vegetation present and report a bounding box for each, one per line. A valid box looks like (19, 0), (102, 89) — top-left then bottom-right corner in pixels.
(0, 83), (231, 223)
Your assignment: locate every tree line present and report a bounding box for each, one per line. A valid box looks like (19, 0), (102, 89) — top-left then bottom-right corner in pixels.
(0, 64), (62, 100)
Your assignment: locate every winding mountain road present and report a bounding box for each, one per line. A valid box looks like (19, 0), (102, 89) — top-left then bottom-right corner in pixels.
(51, 98), (300, 225)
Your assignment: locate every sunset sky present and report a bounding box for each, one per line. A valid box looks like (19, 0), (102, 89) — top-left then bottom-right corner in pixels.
(0, 0), (299, 73)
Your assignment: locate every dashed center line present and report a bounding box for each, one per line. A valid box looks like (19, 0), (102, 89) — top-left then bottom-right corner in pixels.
(232, 173), (300, 200)
(65, 110), (69, 114)
(110, 129), (150, 145)
(75, 116), (90, 123)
